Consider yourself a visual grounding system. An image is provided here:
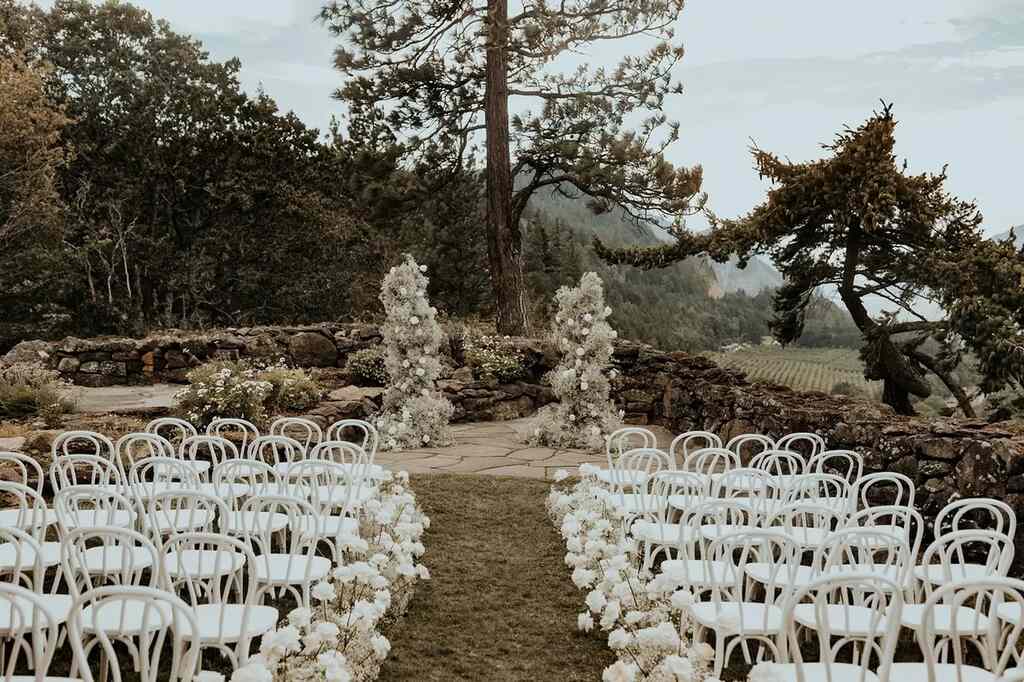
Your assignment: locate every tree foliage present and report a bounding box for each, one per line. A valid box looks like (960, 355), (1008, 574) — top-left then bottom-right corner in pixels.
(596, 104), (1024, 416)
(319, 0), (706, 334)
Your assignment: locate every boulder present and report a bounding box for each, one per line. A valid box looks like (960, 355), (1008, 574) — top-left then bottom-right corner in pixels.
(327, 386), (385, 403)
(1, 340), (53, 367)
(288, 332), (338, 368)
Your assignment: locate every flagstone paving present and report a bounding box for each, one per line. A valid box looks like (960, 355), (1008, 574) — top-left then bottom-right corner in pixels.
(377, 418), (674, 479)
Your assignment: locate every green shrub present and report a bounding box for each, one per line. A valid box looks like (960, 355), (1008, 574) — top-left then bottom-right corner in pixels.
(0, 363), (74, 421)
(463, 334), (528, 383)
(176, 360), (323, 426)
(346, 347), (388, 386)
(260, 366), (322, 412)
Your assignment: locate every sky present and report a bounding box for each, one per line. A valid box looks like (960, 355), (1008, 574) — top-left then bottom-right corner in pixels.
(45, 0), (1024, 236)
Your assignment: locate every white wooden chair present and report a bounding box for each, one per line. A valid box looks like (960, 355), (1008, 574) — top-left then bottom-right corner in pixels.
(54, 485), (138, 541)
(682, 447), (740, 491)
(725, 433), (775, 464)
(0, 527), (73, 627)
(659, 499), (756, 592)
(808, 449), (864, 486)
(270, 417), (323, 452)
(594, 427), (658, 487)
(145, 418), (198, 447)
(67, 585), (201, 682)
(326, 418), (380, 456)
(634, 470), (708, 569)
(854, 472), (916, 510)
(51, 431), (116, 463)
(0, 582), (76, 681)
(236, 494), (331, 607)
(690, 529), (801, 677)
(49, 454), (125, 497)
(248, 435), (305, 479)
(776, 432), (826, 458)
(306, 440), (376, 507)
(606, 448), (672, 519)
(289, 460), (363, 562)
(206, 418), (260, 460)
(212, 460), (288, 538)
(142, 489), (224, 540)
(162, 532), (277, 671)
(765, 572), (902, 682)
(891, 578), (1024, 682)
(114, 433), (177, 478)
(668, 431), (722, 469)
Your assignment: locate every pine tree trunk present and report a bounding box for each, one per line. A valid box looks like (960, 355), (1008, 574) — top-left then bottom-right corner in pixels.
(484, 0), (530, 336)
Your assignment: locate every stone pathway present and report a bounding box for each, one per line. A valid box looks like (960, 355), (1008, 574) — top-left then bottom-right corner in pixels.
(376, 419), (674, 479)
(65, 384), (180, 414)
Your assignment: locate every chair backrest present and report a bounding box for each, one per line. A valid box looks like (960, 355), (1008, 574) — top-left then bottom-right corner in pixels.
(0, 526), (47, 591)
(0, 481), (53, 537)
(776, 431), (826, 457)
(206, 417), (260, 456)
(237, 493), (321, 605)
(178, 434), (238, 469)
(613, 448), (671, 505)
(682, 447), (740, 477)
(326, 419), (379, 459)
(144, 489), (227, 539)
(0, 582), (63, 680)
(934, 497), (1017, 540)
(854, 471), (916, 510)
(713, 467), (776, 500)
(676, 499), (757, 565)
(61, 526), (162, 594)
(247, 434), (304, 469)
(913, 577), (1024, 680)
(777, 573), (902, 682)
(0, 451), (44, 494)
(705, 530), (801, 623)
(815, 527), (913, 590)
(668, 431), (722, 468)
(271, 416), (323, 451)
(725, 433), (775, 463)
(750, 449), (806, 479)
(145, 417), (198, 445)
(54, 484), (138, 535)
(606, 427), (657, 464)
(52, 430), (116, 461)
(845, 505), (925, 585)
(161, 531), (264, 669)
(764, 502), (847, 549)
(128, 457), (201, 500)
(116, 432), (176, 474)
(807, 449), (864, 485)
(212, 459), (280, 513)
(67, 585), (201, 682)
(49, 453), (125, 494)
(302, 444), (368, 512)
(784, 472), (852, 513)
(918, 529), (1015, 599)
(651, 471), (708, 525)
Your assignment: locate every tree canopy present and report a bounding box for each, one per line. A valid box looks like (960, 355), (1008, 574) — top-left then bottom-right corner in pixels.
(597, 104), (1024, 416)
(320, 0), (706, 334)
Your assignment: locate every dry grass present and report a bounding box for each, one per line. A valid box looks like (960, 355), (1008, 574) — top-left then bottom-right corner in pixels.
(379, 473), (615, 681)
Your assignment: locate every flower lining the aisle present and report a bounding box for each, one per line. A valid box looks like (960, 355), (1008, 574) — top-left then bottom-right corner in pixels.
(548, 466), (721, 682)
(231, 471), (430, 682)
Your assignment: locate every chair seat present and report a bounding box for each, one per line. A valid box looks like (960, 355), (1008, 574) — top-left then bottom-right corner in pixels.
(81, 601), (174, 634)
(182, 604), (279, 642)
(198, 482), (252, 499)
(274, 461), (387, 481)
(660, 559), (734, 587)
(164, 550), (245, 579)
(0, 594), (73, 630)
(0, 508), (56, 529)
(667, 493), (711, 512)
(997, 601), (1021, 625)
(793, 604), (892, 637)
(594, 468), (649, 487)
(700, 524), (760, 542)
(311, 485), (377, 508)
(745, 563), (816, 589)
(749, 663), (880, 682)
(913, 563), (992, 586)
(222, 511), (289, 535)
(775, 526), (831, 549)
(631, 521), (695, 545)
(608, 493), (667, 515)
(689, 601), (784, 634)
(61, 509), (136, 529)
(80, 546), (155, 574)
(889, 663), (996, 682)
(144, 509), (216, 535)
(296, 515), (360, 539)
(900, 604), (990, 634)
(253, 555), (331, 585)
(0, 541), (62, 569)
(153, 460), (211, 477)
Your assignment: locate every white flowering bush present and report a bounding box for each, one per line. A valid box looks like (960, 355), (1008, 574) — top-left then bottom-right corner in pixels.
(346, 347), (388, 386)
(175, 361), (274, 427)
(374, 255), (454, 450)
(548, 466), (720, 682)
(531, 272), (623, 451)
(232, 471), (430, 682)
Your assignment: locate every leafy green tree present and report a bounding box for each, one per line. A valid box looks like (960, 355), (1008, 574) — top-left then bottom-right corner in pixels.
(597, 104), (1024, 416)
(319, 0), (706, 335)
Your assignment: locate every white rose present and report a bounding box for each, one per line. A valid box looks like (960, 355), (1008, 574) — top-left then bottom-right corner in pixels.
(409, 316), (419, 325)
(576, 347), (585, 357)
(311, 580), (336, 602)
(602, 661), (638, 682)
(419, 264), (427, 272)
(577, 612), (594, 632)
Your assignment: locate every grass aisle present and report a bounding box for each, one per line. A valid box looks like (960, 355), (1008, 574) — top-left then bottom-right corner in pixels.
(380, 473), (615, 681)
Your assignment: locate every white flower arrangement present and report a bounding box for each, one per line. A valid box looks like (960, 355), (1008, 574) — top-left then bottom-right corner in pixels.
(231, 472), (430, 682)
(374, 255), (454, 450)
(530, 272), (622, 451)
(547, 468), (720, 682)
